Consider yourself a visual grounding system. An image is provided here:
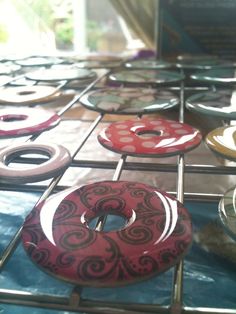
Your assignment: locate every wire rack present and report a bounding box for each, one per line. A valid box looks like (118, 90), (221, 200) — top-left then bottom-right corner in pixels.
(0, 61), (235, 314)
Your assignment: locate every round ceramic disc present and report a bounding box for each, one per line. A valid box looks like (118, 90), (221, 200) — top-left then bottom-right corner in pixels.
(176, 56), (235, 70)
(16, 56), (63, 67)
(98, 117), (202, 157)
(206, 125), (236, 161)
(0, 63), (21, 75)
(80, 87), (179, 114)
(25, 68), (96, 82)
(186, 90), (236, 119)
(191, 68), (236, 83)
(75, 60), (121, 69)
(0, 53), (30, 62)
(124, 59), (172, 69)
(0, 86), (60, 104)
(0, 75), (13, 87)
(0, 142), (71, 184)
(0, 108), (60, 138)
(22, 180), (192, 287)
(219, 186), (236, 240)
(108, 70), (184, 85)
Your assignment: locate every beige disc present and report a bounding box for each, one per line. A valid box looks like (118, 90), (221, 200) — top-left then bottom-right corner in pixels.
(0, 86), (61, 104)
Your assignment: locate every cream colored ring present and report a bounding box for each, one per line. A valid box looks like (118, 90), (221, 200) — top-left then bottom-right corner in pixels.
(0, 86), (60, 104)
(0, 142), (72, 183)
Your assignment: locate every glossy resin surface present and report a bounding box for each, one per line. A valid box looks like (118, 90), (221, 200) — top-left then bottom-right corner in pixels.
(186, 90), (236, 119)
(22, 181), (192, 287)
(80, 87), (179, 114)
(98, 118), (202, 157)
(0, 86), (60, 104)
(219, 186), (236, 240)
(0, 108), (60, 138)
(206, 125), (236, 160)
(108, 70), (184, 85)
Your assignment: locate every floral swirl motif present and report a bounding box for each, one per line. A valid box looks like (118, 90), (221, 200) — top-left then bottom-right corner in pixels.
(77, 235), (120, 282)
(93, 196), (126, 215)
(77, 235), (159, 284)
(53, 200), (78, 222)
(159, 249), (176, 264)
(22, 181), (192, 287)
(59, 227), (97, 250)
(117, 225), (153, 245)
(78, 183), (115, 209)
(56, 252), (76, 268)
(28, 247), (50, 265)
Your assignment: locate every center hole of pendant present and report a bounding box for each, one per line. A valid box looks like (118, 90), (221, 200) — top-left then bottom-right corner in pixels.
(18, 90), (35, 96)
(6, 149), (50, 169)
(88, 214), (127, 232)
(1, 114), (28, 122)
(137, 130), (161, 138)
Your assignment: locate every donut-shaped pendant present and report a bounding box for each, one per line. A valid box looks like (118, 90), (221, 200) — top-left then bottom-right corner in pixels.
(186, 90), (236, 120)
(0, 62), (21, 75)
(0, 108), (60, 138)
(75, 60), (121, 69)
(22, 180), (192, 287)
(15, 56), (63, 67)
(205, 125), (236, 160)
(108, 70), (184, 85)
(176, 55), (235, 70)
(98, 118), (202, 157)
(0, 142), (71, 183)
(191, 68), (236, 84)
(219, 186), (236, 240)
(26, 68), (97, 82)
(124, 59), (172, 69)
(0, 86), (60, 104)
(80, 87), (179, 114)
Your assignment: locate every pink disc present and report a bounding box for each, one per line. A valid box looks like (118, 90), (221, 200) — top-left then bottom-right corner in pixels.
(22, 181), (192, 287)
(98, 118), (202, 156)
(0, 142), (72, 184)
(0, 108), (60, 137)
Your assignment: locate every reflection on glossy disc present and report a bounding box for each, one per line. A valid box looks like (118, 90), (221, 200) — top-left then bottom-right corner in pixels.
(16, 56), (63, 67)
(22, 180), (192, 287)
(108, 70), (184, 85)
(191, 68), (236, 83)
(219, 186), (236, 240)
(124, 59), (172, 69)
(26, 68), (96, 82)
(80, 87), (179, 114)
(0, 86), (60, 104)
(98, 117), (202, 157)
(206, 125), (236, 161)
(186, 90), (236, 119)
(176, 55), (235, 70)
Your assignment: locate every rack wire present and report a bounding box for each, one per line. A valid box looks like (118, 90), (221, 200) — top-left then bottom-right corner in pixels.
(0, 64), (235, 314)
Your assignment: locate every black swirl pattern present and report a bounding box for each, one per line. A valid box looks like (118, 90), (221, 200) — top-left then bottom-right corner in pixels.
(56, 252), (76, 268)
(175, 239), (190, 253)
(94, 196), (126, 215)
(77, 235), (120, 282)
(78, 184), (113, 208)
(159, 249), (176, 264)
(22, 181), (192, 287)
(29, 247), (50, 264)
(53, 200), (78, 222)
(117, 225), (153, 244)
(121, 255), (159, 279)
(59, 227), (97, 250)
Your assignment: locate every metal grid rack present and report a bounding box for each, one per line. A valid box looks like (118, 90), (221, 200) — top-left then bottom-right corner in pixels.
(0, 63), (235, 314)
